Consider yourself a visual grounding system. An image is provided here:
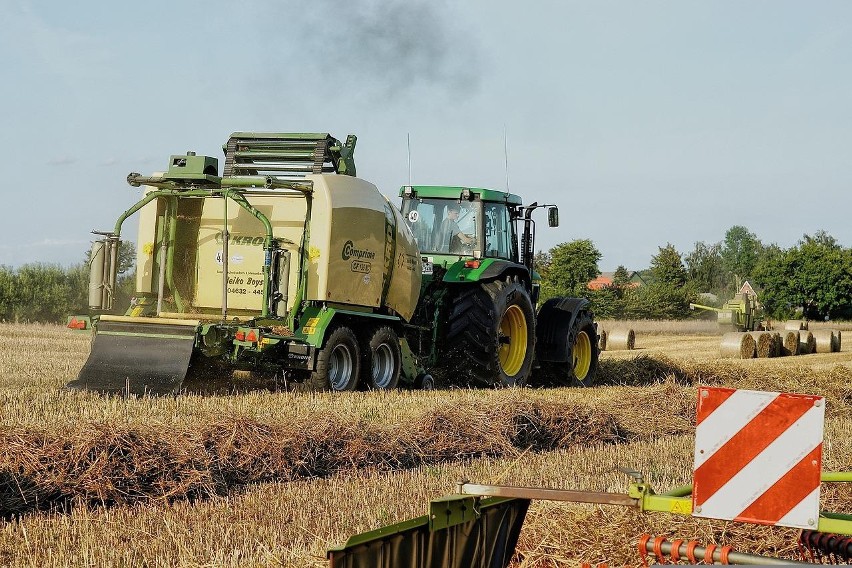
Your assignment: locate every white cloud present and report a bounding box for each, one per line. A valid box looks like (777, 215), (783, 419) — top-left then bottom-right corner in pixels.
(48, 156), (76, 166)
(0, 238), (89, 250)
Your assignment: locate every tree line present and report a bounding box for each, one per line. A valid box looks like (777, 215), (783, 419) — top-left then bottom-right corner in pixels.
(0, 242), (136, 323)
(537, 226), (852, 322)
(1, 228), (849, 324)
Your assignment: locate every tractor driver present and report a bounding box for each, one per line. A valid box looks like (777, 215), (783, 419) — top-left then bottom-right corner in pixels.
(434, 203), (476, 253)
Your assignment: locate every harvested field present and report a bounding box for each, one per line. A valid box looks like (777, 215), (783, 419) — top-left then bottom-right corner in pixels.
(0, 323), (851, 567)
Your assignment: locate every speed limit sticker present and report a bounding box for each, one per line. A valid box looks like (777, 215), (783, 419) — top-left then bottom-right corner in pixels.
(407, 210), (419, 223)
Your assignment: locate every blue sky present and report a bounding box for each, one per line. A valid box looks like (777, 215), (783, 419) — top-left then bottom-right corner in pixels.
(2, 0), (850, 271)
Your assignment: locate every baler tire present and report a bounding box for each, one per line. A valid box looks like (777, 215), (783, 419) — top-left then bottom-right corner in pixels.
(416, 373), (436, 390)
(537, 311), (599, 387)
(311, 325), (361, 392)
(365, 326), (401, 390)
(444, 275), (535, 387)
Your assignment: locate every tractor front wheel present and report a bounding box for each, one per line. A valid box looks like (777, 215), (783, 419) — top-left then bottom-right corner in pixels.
(537, 311), (599, 387)
(311, 325), (361, 391)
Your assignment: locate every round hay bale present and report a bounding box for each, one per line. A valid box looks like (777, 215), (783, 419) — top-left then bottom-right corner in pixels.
(771, 332), (782, 357)
(749, 331), (774, 359)
(812, 330), (835, 354)
(748, 331), (774, 358)
(607, 328), (635, 350)
(781, 331), (800, 356)
(799, 331), (815, 354)
(784, 320), (807, 331)
(835, 330), (842, 352)
(599, 329), (608, 351)
(720, 332), (756, 359)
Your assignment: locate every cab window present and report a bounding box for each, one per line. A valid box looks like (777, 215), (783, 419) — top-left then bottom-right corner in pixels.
(484, 203), (513, 259)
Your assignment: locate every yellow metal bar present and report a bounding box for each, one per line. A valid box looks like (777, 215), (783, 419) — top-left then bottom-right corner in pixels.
(99, 315), (200, 327)
(816, 516), (852, 534)
(823, 471), (852, 482)
(458, 483), (637, 507)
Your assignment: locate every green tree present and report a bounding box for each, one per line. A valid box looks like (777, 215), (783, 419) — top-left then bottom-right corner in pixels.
(586, 286), (619, 319)
(0, 266), (17, 321)
(721, 226), (761, 288)
(539, 239), (601, 301)
(685, 241), (726, 294)
(755, 232), (852, 320)
(612, 265), (631, 287)
(625, 244), (696, 319)
(13, 264), (74, 323)
(650, 244), (688, 287)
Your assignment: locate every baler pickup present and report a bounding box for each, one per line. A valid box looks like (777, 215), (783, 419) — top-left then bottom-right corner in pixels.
(67, 316), (199, 396)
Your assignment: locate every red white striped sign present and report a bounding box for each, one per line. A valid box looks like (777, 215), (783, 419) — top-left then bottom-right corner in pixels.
(692, 387), (824, 529)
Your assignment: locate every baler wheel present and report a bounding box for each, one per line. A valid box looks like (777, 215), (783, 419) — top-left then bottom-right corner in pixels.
(312, 325), (361, 391)
(445, 275), (535, 387)
(365, 326), (401, 390)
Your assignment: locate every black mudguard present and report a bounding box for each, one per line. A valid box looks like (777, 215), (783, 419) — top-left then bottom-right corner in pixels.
(535, 297), (593, 363)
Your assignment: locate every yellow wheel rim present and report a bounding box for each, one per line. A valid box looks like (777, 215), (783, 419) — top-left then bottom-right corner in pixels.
(498, 305), (528, 377)
(573, 330), (592, 381)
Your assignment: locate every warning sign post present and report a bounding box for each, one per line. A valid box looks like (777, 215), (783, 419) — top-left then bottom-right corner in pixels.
(692, 387), (825, 529)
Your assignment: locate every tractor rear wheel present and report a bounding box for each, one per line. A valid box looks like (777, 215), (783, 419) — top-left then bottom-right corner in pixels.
(445, 275), (535, 387)
(311, 325), (361, 391)
(537, 311), (599, 387)
(364, 326), (401, 390)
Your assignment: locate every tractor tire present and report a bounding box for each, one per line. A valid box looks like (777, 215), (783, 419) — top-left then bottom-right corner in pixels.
(364, 326), (401, 390)
(445, 275), (535, 387)
(310, 325), (361, 392)
(537, 311), (599, 387)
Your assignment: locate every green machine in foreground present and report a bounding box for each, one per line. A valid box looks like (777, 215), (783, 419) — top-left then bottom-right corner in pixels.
(328, 472), (852, 567)
(68, 132), (598, 395)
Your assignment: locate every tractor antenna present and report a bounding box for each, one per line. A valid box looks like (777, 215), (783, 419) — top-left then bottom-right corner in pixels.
(407, 133), (412, 188)
(503, 125), (510, 193)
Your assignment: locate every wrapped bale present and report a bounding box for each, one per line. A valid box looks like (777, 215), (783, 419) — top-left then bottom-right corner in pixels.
(799, 331), (816, 354)
(812, 330), (836, 354)
(720, 332), (756, 359)
(607, 328), (635, 350)
(784, 319), (808, 331)
(781, 331), (800, 356)
(748, 331), (774, 358)
(599, 329), (608, 351)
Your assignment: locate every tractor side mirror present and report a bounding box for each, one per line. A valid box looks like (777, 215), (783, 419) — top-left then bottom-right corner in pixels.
(548, 207), (559, 227)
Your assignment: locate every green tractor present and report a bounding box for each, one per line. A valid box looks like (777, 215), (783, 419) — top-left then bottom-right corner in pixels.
(399, 186), (599, 388)
(66, 132), (598, 395)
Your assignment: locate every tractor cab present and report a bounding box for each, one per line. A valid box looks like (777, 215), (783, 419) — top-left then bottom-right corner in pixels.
(399, 185), (558, 281)
(399, 186), (522, 264)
